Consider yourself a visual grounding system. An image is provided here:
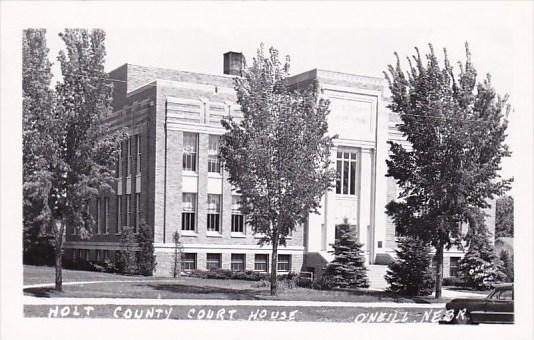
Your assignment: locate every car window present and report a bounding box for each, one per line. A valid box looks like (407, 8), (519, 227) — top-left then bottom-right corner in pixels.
(498, 289), (513, 300)
(487, 289), (498, 299)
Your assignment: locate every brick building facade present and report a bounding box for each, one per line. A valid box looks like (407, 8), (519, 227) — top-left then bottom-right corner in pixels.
(63, 52), (496, 279)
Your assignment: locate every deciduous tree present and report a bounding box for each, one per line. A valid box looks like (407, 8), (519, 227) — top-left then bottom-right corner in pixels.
(22, 29), (56, 266)
(23, 29), (123, 290)
(384, 43), (511, 298)
(220, 45), (336, 295)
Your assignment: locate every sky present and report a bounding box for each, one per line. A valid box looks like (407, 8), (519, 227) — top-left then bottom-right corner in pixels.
(5, 1), (532, 187)
(35, 1), (523, 188)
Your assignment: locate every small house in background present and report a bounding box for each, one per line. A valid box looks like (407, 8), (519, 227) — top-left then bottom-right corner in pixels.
(495, 237), (514, 256)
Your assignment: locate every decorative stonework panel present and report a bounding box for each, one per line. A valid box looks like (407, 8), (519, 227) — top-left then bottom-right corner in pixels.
(167, 97), (202, 124)
(327, 94), (377, 141)
(208, 102), (227, 126)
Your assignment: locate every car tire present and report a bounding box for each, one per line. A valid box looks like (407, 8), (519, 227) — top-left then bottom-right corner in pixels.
(453, 311), (472, 325)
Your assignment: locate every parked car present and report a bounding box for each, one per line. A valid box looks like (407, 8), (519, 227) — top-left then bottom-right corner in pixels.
(441, 283), (514, 324)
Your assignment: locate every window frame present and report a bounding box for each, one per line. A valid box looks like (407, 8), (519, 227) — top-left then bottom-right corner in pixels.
(182, 253), (197, 271)
(254, 254), (269, 272)
(127, 137), (132, 176)
(335, 150), (360, 196)
(95, 198), (101, 234)
(449, 256), (461, 277)
(208, 135), (222, 174)
(116, 195), (122, 234)
(231, 195), (245, 234)
(135, 193), (141, 232)
(231, 254), (246, 272)
(207, 194), (221, 233)
(126, 194), (132, 230)
(104, 197), (109, 234)
(183, 132), (198, 172)
(277, 254), (291, 272)
(206, 253), (222, 270)
(136, 134), (142, 175)
(182, 193), (197, 232)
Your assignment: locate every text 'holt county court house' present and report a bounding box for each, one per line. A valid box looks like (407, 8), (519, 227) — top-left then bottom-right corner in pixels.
(63, 52), (495, 281)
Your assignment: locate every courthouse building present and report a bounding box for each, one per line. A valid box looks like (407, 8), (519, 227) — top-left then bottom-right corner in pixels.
(63, 52), (495, 279)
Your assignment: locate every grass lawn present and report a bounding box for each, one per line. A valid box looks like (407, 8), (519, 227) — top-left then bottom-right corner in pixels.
(24, 265), (449, 303)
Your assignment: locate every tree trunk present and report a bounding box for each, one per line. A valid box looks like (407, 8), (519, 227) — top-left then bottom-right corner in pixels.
(270, 233), (279, 296)
(55, 247), (63, 291)
(434, 242), (443, 299)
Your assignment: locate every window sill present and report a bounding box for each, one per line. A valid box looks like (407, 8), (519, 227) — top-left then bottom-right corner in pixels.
(181, 231), (198, 237)
(183, 171), (198, 177)
(208, 173), (223, 178)
(253, 234), (291, 240)
(206, 231), (223, 238)
(335, 194), (360, 200)
(231, 232), (246, 238)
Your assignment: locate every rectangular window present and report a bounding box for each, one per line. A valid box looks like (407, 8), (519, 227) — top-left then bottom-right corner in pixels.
(207, 194), (221, 232)
(231, 254), (246, 272)
(183, 253), (197, 271)
(231, 195), (244, 233)
(127, 136), (132, 176)
(118, 141), (123, 177)
(208, 135), (221, 173)
(117, 195), (122, 233)
(104, 197), (109, 234)
(182, 193), (196, 231)
(450, 257), (460, 277)
(103, 249), (109, 261)
(254, 254), (269, 272)
(183, 133), (198, 172)
(136, 135), (141, 175)
(126, 194), (131, 229)
(336, 151), (358, 195)
(277, 254), (291, 272)
(206, 253), (221, 270)
(135, 193), (141, 231)
(96, 249), (101, 262)
(95, 198), (101, 234)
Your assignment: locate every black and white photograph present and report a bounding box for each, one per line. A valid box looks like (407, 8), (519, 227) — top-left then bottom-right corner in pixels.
(1, 1), (533, 340)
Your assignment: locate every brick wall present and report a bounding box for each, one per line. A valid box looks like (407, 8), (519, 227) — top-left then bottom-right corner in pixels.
(153, 247), (304, 277)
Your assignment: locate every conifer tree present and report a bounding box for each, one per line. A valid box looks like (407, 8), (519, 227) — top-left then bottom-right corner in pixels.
(118, 226), (138, 274)
(137, 219), (156, 276)
(385, 236), (435, 296)
(499, 249), (513, 283)
(459, 222), (505, 290)
(495, 195), (514, 237)
(322, 220), (369, 289)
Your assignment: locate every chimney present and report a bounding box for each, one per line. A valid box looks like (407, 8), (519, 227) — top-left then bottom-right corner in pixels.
(223, 51), (244, 76)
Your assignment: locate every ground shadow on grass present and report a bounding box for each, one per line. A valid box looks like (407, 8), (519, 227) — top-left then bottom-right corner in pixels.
(340, 288), (439, 304)
(144, 283), (269, 300)
(24, 287), (60, 298)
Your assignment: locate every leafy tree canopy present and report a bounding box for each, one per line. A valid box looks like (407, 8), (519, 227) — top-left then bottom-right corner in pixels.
(384, 43), (512, 297)
(220, 44), (336, 295)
